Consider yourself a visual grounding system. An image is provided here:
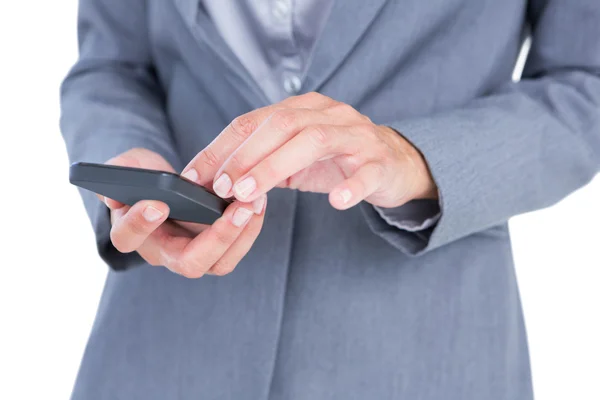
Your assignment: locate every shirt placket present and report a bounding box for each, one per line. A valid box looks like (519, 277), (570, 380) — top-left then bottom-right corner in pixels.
(269, 0), (304, 98)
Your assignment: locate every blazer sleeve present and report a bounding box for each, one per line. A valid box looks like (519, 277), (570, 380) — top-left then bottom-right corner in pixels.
(362, 0), (600, 255)
(60, 0), (182, 270)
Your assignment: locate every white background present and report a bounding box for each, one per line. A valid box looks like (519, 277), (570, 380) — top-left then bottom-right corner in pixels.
(0, 2), (598, 399)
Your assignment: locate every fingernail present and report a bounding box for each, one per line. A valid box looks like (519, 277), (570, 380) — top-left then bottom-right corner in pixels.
(232, 207), (253, 227)
(233, 176), (257, 200)
(143, 206), (164, 222)
(104, 197), (111, 208)
(252, 195), (266, 215)
(340, 189), (352, 205)
(213, 173), (233, 198)
(181, 168), (199, 183)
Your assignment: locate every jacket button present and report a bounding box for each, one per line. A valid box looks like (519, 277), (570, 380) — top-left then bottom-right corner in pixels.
(283, 75), (302, 95)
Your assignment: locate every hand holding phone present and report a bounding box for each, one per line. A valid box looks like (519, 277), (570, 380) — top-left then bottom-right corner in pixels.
(70, 162), (231, 225)
(70, 148), (267, 278)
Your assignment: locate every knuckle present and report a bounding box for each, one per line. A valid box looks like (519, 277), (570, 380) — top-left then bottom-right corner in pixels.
(259, 159), (279, 182)
(109, 230), (133, 254)
(199, 147), (220, 168)
(126, 212), (150, 237)
(306, 125), (330, 149)
(140, 253), (162, 267)
(269, 109), (297, 132)
(342, 155), (363, 172)
(179, 268), (204, 279)
(359, 123), (379, 139)
(209, 224), (235, 247)
(329, 103), (370, 123)
(228, 152), (248, 173)
(175, 257), (204, 279)
(210, 261), (236, 277)
(332, 102), (356, 115)
(147, 259), (162, 267)
(300, 91), (324, 103)
(360, 113), (373, 123)
(230, 115), (258, 141)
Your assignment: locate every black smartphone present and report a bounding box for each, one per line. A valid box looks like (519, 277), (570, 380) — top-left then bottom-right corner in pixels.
(69, 162), (231, 224)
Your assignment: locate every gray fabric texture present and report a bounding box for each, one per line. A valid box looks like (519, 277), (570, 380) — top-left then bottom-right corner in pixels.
(60, 0), (600, 399)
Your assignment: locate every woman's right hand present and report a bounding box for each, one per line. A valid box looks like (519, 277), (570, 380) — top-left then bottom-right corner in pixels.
(98, 148), (267, 278)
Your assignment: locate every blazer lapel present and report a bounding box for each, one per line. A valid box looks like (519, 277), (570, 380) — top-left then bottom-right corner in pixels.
(172, 0), (271, 108)
(303, 0), (389, 93)
(173, 0), (389, 103)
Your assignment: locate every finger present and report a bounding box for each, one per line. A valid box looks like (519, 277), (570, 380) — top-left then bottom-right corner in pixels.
(171, 220), (210, 236)
(180, 93), (337, 187)
(207, 196), (267, 276)
(135, 224), (188, 267)
(106, 148), (177, 172)
(212, 109), (339, 198)
(137, 198), (264, 270)
(229, 124), (364, 202)
(110, 204), (129, 226)
(329, 162), (384, 210)
(109, 200), (170, 253)
(181, 107), (279, 186)
(96, 193), (125, 210)
(98, 149), (176, 211)
(154, 201), (256, 278)
(279, 92), (338, 109)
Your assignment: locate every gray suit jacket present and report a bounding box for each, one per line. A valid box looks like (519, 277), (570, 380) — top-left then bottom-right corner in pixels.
(60, 0), (600, 399)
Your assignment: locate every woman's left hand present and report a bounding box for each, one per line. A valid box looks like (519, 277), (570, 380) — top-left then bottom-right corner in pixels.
(182, 92), (437, 209)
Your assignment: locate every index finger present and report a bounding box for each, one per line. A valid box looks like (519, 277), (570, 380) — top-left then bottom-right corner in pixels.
(181, 92), (337, 187)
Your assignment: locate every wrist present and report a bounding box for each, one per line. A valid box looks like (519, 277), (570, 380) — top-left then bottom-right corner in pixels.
(407, 142), (438, 201)
(381, 125), (438, 204)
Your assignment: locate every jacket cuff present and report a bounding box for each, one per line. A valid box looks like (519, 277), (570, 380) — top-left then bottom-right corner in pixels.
(373, 200), (441, 233)
(362, 112), (499, 255)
